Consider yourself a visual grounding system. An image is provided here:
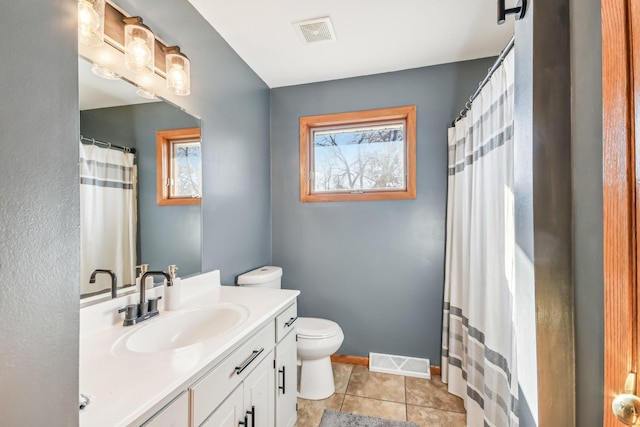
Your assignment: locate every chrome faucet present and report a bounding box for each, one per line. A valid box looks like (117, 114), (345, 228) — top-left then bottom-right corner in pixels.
(118, 270), (172, 326)
(89, 269), (117, 298)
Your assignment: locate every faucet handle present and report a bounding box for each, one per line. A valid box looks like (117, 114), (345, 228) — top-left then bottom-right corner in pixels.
(118, 304), (138, 326)
(147, 296), (162, 313)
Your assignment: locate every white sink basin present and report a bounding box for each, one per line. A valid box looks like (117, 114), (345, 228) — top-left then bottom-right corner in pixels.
(125, 304), (249, 353)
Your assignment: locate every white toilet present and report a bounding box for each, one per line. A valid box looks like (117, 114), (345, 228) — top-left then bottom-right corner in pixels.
(237, 266), (344, 400)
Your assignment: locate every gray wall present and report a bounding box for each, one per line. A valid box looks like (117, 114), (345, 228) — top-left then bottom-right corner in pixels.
(116, 0), (272, 286)
(571, 0), (604, 424)
(81, 102), (202, 283)
(0, 1), (80, 425)
(270, 58), (496, 359)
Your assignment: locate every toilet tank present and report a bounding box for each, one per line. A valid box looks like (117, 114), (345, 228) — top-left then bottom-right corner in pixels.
(237, 266), (282, 289)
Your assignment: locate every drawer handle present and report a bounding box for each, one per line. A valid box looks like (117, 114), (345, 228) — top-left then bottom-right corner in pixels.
(235, 348), (264, 375)
(238, 413), (248, 426)
(284, 317), (297, 328)
(278, 365), (286, 394)
(246, 405), (255, 427)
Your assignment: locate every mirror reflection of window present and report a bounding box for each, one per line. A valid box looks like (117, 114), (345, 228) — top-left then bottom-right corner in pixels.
(157, 127), (202, 206)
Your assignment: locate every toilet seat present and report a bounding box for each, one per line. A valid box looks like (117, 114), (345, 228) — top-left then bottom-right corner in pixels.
(297, 317), (340, 339)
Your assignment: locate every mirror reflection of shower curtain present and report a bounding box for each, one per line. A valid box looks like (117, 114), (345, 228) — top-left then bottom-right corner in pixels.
(79, 142), (137, 297)
(441, 50), (517, 426)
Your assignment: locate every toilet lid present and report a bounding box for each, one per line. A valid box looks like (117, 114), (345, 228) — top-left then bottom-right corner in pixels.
(296, 317), (340, 339)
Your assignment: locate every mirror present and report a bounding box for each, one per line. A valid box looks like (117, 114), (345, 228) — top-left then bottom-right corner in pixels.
(79, 56), (202, 300)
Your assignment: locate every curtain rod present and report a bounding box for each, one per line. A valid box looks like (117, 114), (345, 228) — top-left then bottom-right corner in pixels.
(80, 136), (136, 154)
(452, 35), (515, 126)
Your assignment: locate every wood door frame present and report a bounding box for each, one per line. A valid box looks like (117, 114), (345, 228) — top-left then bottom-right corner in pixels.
(603, 0), (638, 425)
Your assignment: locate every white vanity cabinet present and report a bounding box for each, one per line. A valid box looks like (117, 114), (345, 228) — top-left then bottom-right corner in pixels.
(190, 322), (275, 426)
(274, 303), (298, 427)
(142, 392), (189, 427)
(244, 353), (275, 427)
(80, 271), (301, 427)
(200, 384), (243, 427)
(201, 353), (273, 427)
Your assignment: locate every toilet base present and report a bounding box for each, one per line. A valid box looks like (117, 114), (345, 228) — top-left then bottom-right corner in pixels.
(298, 356), (335, 400)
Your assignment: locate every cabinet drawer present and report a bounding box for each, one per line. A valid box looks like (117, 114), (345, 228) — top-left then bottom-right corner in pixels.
(275, 302), (297, 343)
(190, 322), (274, 427)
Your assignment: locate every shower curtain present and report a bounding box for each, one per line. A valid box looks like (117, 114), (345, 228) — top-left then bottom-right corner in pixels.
(441, 50), (517, 426)
(79, 142), (137, 296)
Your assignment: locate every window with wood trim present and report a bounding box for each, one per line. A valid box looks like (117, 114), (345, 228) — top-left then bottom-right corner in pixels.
(156, 127), (202, 206)
(300, 106), (416, 202)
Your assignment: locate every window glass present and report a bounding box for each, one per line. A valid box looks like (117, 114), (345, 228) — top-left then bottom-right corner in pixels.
(170, 140), (201, 198)
(312, 122), (406, 194)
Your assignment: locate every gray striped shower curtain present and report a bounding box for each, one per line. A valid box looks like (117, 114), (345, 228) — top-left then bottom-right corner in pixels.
(79, 142), (137, 297)
(441, 50), (518, 427)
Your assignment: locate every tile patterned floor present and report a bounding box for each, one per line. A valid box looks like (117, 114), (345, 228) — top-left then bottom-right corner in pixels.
(295, 363), (466, 427)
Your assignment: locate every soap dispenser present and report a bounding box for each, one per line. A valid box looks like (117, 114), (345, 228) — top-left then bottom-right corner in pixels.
(164, 264), (181, 311)
(136, 264), (154, 289)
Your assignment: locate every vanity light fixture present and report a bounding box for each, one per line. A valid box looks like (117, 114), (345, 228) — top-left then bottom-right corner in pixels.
(79, 3), (193, 97)
(163, 46), (191, 96)
(123, 16), (155, 75)
(78, 0), (105, 46)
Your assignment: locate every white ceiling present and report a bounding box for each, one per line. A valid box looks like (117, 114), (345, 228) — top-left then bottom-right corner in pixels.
(187, 0), (514, 88)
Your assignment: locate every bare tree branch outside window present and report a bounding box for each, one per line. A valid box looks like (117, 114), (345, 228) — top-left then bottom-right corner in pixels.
(312, 124), (405, 193)
(171, 141), (202, 198)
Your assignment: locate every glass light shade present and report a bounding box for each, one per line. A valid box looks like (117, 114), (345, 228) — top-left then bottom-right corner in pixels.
(136, 87), (158, 100)
(78, 0), (105, 46)
(165, 50), (191, 96)
(91, 63), (120, 80)
(124, 20), (154, 75)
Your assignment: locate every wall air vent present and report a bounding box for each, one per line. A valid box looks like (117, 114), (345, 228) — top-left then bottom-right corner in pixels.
(293, 17), (336, 44)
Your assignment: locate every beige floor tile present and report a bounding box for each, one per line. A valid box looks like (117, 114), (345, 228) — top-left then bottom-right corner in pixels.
(406, 376), (465, 413)
(341, 395), (407, 422)
(332, 362), (353, 394)
(407, 405), (467, 427)
(295, 393), (344, 427)
(345, 366), (406, 403)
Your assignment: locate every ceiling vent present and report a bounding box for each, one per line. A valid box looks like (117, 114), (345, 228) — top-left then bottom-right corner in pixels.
(293, 17), (336, 44)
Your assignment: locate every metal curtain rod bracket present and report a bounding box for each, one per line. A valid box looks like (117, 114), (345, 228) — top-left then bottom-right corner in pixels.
(497, 0), (527, 25)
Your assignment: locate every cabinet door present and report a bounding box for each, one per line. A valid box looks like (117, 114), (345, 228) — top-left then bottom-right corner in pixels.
(244, 353), (274, 427)
(201, 384), (244, 427)
(143, 392), (189, 427)
(275, 331), (297, 427)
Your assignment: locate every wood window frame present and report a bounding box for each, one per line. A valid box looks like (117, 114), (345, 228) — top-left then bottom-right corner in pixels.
(156, 127), (202, 206)
(299, 105), (417, 203)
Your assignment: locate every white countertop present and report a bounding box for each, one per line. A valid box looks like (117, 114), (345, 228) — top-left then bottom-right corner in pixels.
(79, 270), (299, 426)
